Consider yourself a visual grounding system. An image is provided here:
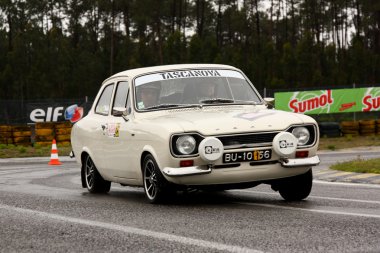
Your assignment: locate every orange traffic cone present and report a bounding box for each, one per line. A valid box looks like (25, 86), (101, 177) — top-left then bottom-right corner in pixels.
(48, 139), (62, 165)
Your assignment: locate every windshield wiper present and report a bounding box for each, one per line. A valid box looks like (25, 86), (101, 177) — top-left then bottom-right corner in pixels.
(199, 98), (235, 104)
(145, 104), (182, 110)
(146, 104), (204, 110)
(235, 101), (261, 105)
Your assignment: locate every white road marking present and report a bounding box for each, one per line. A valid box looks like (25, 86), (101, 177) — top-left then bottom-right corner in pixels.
(234, 202), (380, 219)
(232, 190), (380, 205)
(309, 195), (380, 205)
(317, 150), (380, 155)
(0, 203), (263, 253)
(314, 180), (380, 188)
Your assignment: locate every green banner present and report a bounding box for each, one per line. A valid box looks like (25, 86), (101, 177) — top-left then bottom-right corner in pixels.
(274, 87), (380, 114)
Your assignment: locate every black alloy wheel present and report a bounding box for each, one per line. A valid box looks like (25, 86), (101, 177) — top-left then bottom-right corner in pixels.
(143, 154), (173, 203)
(84, 155), (111, 193)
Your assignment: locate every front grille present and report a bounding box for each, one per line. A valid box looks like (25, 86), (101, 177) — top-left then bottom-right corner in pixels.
(217, 132), (278, 149)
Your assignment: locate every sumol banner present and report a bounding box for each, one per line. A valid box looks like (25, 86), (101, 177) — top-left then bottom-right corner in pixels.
(274, 87), (380, 114)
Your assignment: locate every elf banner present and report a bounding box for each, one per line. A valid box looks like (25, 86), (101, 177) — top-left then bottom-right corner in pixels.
(274, 87), (380, 114)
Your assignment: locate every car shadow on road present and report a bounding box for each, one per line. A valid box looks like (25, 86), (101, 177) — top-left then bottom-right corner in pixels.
(89, 186), (314, 209)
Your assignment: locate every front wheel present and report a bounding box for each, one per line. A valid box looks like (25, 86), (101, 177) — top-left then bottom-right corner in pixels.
(84, 155), (111, 193)
(278, 169), (313, 201)
(143, 154), (174, 203)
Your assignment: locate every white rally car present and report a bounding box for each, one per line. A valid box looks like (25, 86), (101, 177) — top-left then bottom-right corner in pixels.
(71, 64), (320, 203)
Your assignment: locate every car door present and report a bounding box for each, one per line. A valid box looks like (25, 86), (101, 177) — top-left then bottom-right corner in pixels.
(101, 80), (137, 179)
(90, 82), (115, 172)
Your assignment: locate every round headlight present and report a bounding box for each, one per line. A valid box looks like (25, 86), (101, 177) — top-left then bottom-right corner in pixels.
(292, 127), (310, 146)
(176, 135), (196, 155)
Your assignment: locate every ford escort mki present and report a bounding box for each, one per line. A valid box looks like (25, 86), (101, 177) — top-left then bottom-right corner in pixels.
(71, 64), (320, 203)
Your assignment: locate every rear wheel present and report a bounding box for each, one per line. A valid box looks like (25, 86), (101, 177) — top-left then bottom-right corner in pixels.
(278, 169), (313, 201)
(84, 155), (111, 193)
(143, 154), (174, 203)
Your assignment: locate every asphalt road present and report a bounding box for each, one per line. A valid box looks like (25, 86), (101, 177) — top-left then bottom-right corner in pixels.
(1, 155), (380, 253)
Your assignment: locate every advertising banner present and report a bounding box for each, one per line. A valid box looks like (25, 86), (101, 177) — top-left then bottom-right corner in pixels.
(0, 99), (93, 124)
(27, 103), (70, 122)
(27, 101), (91, 123)
(274, 87), (380, 114)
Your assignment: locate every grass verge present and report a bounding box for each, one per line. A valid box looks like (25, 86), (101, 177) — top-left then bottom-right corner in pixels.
(330, 158), (380, 174)
(318, 135), (380, 150)
(0, 144), (72, 158)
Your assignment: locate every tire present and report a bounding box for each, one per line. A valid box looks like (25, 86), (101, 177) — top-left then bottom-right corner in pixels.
(55, 122), (72, 129)
(142, 154), (174, 203)
(56, 134), (71, 141)
(35, 128), (54, 136)
(319, 122), (340, 130)
(342, 132), (359, 137)
(359, 120), (375, 126)
(0, 125), (12, 132)
(341, 127), (359, 132)
(13, 137), (31, 143)
(13, 131), (32, 137)
(0, 137), (13, 144)
(55, 128), (71, 135)
(0, 132), (12, 138)
(35, 135), (54, 141)
(83, 155), (111, 193)
(12, 125), (30, 131)
(360, 129), (376, 134)
(319, 122), (341, 137)
(278, 169), (313, 201)
(360, 125), (376, 130)
(58, 141), (71, 146)
(321, 129), (341, 137)
(341, 129), (359, 134)
(35, 122), (55, 129)
(361, 133), (376, 136)
(340, 121), (359, 128)
(34, 141), (52, 146)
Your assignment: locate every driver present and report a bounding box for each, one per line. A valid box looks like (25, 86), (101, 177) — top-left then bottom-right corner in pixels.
(138, 82), (161, 109)
(198, 82), (217, 100)
(182, 81), (218, 104)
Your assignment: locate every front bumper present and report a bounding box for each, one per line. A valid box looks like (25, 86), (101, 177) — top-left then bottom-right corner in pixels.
(163, 166), (211, 177)
(280, 156), (320, 168)
(162, 155), (320, 177)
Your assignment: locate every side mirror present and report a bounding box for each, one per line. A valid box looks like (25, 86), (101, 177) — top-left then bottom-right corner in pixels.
(112, 107), (127, 117)
(122, 109), (130, 121)
(263, 97), (275, 109)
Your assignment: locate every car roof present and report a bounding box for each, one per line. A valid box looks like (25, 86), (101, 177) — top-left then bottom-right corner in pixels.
(102, 64), (240, 84)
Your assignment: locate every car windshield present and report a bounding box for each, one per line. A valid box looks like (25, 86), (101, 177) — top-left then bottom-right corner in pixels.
(134, 69), (262, 110)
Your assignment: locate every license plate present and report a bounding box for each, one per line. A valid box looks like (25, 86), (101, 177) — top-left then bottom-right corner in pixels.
(223, 149), (272, 163)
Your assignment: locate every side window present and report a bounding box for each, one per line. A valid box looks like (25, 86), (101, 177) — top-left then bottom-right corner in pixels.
(95, 84), (114, 115)
(126, 90), (132, 114)
(113, 81), (129, 108)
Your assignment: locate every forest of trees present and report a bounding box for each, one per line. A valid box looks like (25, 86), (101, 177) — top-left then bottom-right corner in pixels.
(0, 0), (379, 100)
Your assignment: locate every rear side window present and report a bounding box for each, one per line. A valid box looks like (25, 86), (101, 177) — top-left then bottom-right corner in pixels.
(113, 81), (129, 108)
(95, 84), (114, 115)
